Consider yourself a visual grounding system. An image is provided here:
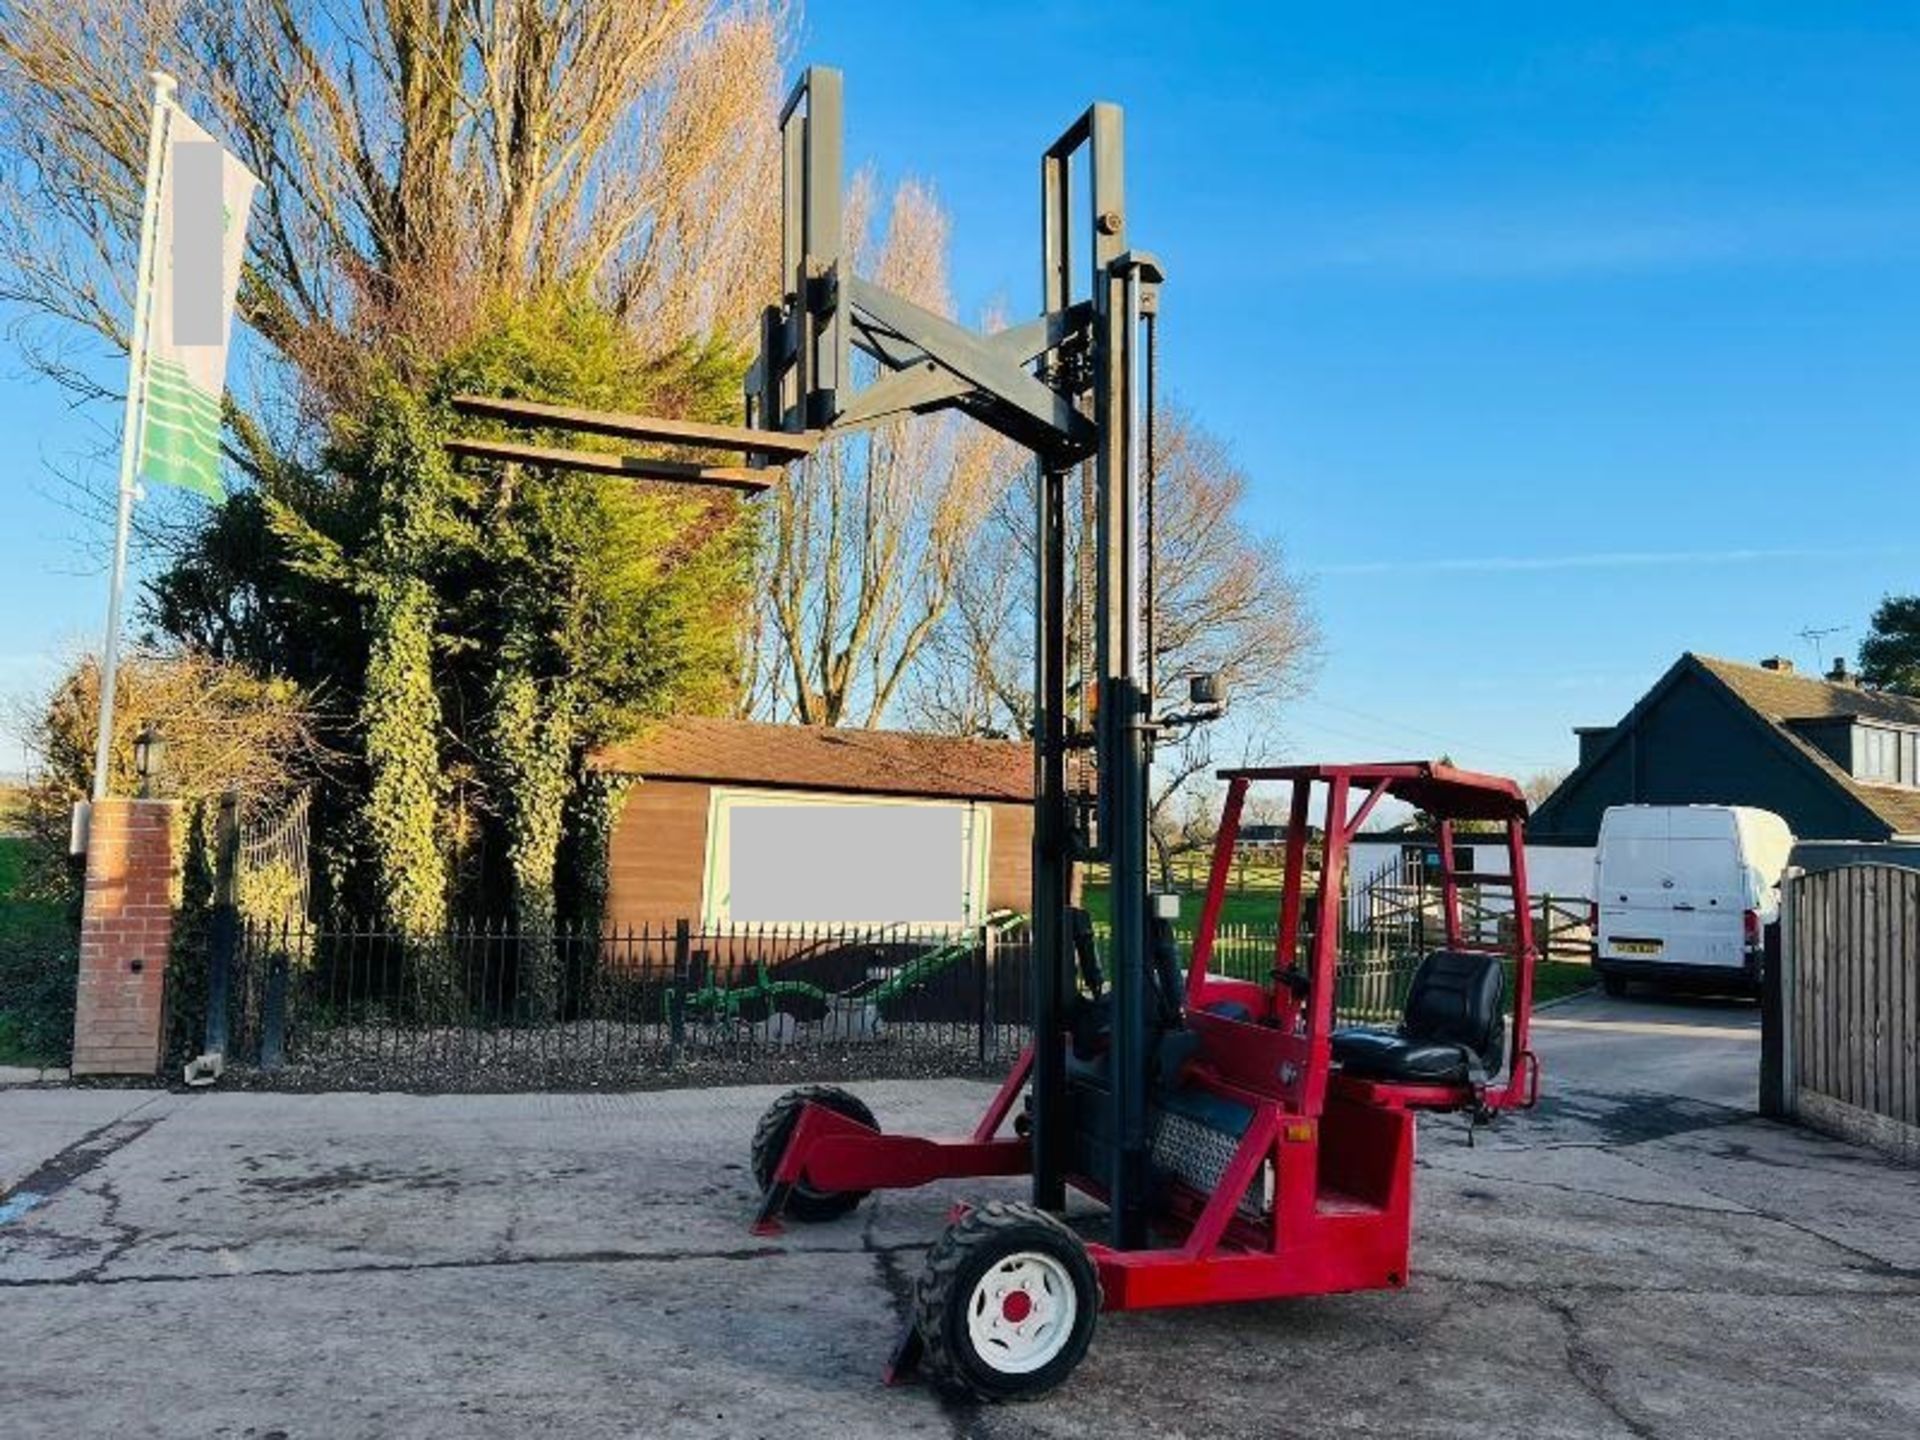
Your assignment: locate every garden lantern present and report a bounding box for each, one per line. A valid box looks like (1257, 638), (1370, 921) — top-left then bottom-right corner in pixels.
(133, 723), (165, 798)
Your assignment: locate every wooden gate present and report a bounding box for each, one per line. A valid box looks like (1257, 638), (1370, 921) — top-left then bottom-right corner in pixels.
(1778, 864), (1920, 1164)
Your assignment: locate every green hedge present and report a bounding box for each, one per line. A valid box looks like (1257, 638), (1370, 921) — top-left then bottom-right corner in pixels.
(0, 838), (76, 1066)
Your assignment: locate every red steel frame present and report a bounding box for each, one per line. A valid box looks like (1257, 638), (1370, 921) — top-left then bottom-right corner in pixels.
(755, 761), (1542, 1314)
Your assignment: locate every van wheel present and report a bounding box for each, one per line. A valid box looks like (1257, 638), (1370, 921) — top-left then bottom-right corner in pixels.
(1601, 974), (1629, 998)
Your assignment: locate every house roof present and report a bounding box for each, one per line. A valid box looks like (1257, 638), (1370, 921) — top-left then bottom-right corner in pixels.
(1539, 653), (1920, 840)
(1691, 655), (1920, 837)
(589, 716), (1032, 803)
(1696, 655), (1920, 729)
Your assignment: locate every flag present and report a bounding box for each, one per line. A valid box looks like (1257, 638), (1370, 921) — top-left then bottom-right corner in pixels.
(136, 105), (257, 502)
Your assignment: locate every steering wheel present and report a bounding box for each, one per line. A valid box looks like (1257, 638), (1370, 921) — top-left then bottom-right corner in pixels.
(1272, 967), (1311, 1001)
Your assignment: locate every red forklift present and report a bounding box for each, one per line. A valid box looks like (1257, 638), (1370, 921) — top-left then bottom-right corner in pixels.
(454, 65), (1544, 1402)
(729, 67), (1543, 1401)
(751, 761), (1541, 1398)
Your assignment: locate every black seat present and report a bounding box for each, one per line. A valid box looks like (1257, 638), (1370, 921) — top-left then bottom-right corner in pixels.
(1331, 950), (1506, 1086)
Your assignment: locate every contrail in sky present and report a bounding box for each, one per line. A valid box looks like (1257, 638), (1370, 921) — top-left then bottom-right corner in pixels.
(1316, 546), (1910, 578)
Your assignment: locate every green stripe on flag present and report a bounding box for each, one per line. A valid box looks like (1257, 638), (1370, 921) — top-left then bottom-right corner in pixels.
(139, 359), (225, 500)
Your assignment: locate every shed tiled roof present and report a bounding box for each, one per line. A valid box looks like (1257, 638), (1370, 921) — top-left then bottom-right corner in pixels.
(1693, 655), (1920, 837)
(590, 716), (1032, 803)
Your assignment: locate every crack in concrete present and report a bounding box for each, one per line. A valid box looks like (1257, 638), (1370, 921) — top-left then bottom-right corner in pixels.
(1417, 1268), (1920, 1303)
(861, 1201), (978, 1439)
(71, 1176), (145, 1283)
(0, 1235), (942, 1290)
(0, 1105), (169, 1221)
(1720, 1202), (1920, 1283)
(1599, 1146), (1920, 1283)
(1542, 1295), (1662, 1440)
(1431, 1122), (1920, 1290)
(1428, 1162), (1751, 1219)
(863, 1201), (920, 1330)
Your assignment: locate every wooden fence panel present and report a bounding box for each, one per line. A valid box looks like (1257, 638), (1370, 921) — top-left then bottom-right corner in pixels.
(1784, 864), (1920, 1162)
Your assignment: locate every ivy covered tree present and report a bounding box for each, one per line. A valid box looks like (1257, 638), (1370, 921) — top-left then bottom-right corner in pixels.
(444, 291), (750, 1011)
(260, 289), (750, 1008)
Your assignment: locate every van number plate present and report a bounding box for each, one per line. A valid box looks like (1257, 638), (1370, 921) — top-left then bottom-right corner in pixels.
(1614, 938), (1663, 956)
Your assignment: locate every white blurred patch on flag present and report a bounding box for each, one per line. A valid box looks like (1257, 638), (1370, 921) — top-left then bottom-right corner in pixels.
(137, 106), (257, 502)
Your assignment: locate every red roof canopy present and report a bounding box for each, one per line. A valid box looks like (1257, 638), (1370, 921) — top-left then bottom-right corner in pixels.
(1217, 761), (1529, 823)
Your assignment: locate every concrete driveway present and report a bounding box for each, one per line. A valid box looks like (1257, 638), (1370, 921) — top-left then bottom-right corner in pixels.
(3, 992), (1916, 1439)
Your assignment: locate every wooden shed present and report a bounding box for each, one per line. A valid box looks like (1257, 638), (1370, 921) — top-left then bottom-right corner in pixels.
(589, 717), (1033, 931)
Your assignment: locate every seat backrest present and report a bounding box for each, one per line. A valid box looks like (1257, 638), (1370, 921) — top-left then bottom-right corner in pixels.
(1402, 950), (1506, 1069)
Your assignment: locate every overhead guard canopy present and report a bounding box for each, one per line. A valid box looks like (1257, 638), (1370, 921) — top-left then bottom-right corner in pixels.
(1217, 761), (1530, 823)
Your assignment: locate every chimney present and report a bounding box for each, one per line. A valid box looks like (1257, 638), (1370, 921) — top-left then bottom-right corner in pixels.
(1573, 725), (1613, 766)
(1759, 656), (1794, 673)
(1827, 656), (1855, 687)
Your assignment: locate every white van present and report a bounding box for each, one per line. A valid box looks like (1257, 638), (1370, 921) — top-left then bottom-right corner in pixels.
(1591, 805), (1794, 996)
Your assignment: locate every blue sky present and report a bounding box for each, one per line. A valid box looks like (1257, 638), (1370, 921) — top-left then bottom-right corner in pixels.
(2, 2), (1917, 779)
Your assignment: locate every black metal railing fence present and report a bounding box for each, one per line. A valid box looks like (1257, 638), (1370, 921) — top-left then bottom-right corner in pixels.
(191, 915), (1428, 1090)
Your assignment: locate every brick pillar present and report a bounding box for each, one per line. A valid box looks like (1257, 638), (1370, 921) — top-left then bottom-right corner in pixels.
(72, 799), (178, 1076)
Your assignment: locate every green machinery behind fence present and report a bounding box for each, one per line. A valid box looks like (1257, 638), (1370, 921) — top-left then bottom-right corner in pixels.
(668, 910), (1026, 1039)
(664, 910), (1437, 1041)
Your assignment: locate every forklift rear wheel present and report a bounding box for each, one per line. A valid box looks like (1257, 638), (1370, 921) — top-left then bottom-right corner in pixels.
(913, 1201), (1100, 1402)
(750, 1085), (878, 1223)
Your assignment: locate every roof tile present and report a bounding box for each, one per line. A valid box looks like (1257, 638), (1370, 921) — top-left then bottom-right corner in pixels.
(1693, 654), (1920, 836)
(590, 716), (1032, 803)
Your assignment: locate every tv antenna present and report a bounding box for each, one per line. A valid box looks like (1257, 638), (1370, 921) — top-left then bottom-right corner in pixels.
(1797, 623), (1849, 673)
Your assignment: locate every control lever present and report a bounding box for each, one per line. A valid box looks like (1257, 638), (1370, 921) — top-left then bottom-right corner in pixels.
(1070, 908), (1105, 996)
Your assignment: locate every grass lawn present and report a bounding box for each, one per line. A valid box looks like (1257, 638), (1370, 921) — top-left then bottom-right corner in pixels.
(1527, 960), (1596, 1007)
(1079, 882), (1281, 931)
(1081, 878), (1596, 1011)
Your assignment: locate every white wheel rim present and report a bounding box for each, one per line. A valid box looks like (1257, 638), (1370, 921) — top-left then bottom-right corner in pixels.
(964, 1250), (1078, 1375)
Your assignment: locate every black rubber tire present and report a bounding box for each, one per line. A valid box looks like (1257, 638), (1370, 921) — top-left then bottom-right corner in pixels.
(913, 1201), (1100, 1402)
(1602, 974), (1629, 998)
(750, 1085), (878, 1223)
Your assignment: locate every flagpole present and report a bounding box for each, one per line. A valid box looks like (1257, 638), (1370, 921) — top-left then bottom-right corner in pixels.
(90, 71), (177, 803)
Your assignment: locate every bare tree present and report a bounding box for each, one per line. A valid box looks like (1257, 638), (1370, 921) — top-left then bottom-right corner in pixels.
(751, 175), (1023, 727)
(0, 0), (784, 498)
(1522, 768), (1569, 808)
(20, 646), (330, 806)
(914, 406), (1315, 732)
(908, 404), (1317, 883)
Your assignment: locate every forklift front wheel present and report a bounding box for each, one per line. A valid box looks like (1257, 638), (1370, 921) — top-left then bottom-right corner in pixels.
(750, 1085), (878, 1223)
(913, 1202), (1100, 1402)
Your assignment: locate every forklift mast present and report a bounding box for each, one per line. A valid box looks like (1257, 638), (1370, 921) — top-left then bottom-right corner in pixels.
(453, 68), (1548, 1401)
(750, 69), (1164, 1247)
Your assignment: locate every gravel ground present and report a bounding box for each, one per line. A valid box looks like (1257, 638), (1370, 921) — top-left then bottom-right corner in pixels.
(207, 1019), (1028, 1092)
